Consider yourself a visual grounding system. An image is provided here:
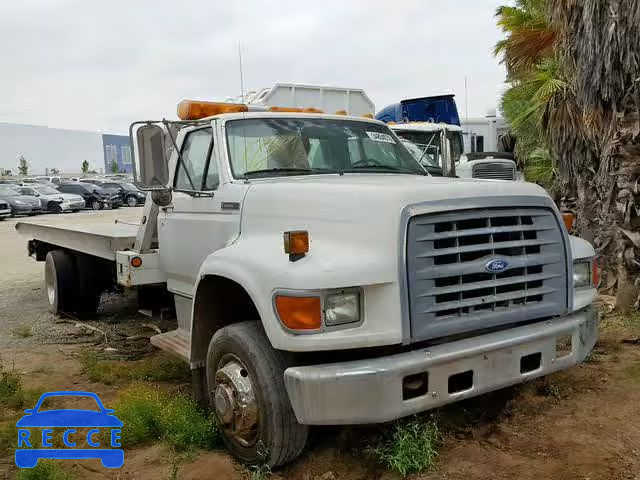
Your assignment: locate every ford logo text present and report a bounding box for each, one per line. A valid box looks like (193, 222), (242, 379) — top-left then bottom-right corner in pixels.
(485, 259), (509, 273)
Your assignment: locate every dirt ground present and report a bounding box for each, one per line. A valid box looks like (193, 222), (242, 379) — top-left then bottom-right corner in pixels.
(1, 210), (640, 480)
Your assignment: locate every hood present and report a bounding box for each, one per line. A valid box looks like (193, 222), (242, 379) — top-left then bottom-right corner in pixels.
(240, 174), (553, 286)
(243, 173), (546, 214)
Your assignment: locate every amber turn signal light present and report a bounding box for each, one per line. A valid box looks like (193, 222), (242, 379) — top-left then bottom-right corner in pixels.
(275, 296), (321, 330)
(130, 256), (143, 268)
(283, 231), (309, 261)
(562, 212), (575, 232)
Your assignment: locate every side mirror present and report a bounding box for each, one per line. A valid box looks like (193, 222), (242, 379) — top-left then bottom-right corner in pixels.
(441, 137), (456, 178)
(131, 123), (170, 190)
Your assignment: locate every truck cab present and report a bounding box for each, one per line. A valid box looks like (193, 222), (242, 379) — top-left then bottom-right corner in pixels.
(19, 100), (598, 468)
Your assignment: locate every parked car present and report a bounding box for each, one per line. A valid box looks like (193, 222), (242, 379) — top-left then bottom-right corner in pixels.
(100, 181), (146, 206)
(0, 185), (42, 215)
(78, 179), (125, 203)
(15, 185), (85, 213)
(31, 179), (58, 189)
(35, 176), (63, 186)
(0, 200), (11, 220)
(57, 182), (121, 210)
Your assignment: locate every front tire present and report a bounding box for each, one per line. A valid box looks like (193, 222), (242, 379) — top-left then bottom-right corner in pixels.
(206, 321), (308, 467)
(90, 199), (102, 210)
(49, 203), (63, 214)
(125, 195), (138, 207)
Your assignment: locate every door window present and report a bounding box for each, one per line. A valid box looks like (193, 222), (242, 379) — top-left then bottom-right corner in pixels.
(175, 129), (216, 191)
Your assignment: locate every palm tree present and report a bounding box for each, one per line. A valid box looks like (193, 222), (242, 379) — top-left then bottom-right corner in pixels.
(546, 0), (640, 305)
(496, 0), (640, 306)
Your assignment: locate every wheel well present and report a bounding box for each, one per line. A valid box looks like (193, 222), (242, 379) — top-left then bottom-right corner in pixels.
(191, 275), (260, 365)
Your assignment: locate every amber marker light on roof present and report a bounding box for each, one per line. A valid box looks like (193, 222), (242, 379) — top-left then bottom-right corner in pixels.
(177, 100), (248, 120)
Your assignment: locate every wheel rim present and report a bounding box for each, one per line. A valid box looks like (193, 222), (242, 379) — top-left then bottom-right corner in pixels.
(91, 200), (100, 210)
(213, 354), (259, 447)
(45, 261), (56, 306)
(127, 196), (137, 207)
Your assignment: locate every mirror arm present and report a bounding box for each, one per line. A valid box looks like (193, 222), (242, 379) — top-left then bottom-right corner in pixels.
(162, 119), (200, 191)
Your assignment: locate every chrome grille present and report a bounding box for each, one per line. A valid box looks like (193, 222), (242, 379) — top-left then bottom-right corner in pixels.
(406, 207), (568, 342)
(472, 162), (516, 180)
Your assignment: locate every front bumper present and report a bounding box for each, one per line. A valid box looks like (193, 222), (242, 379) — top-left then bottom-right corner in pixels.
(59, 201), (85, 211)
(284, 307), (597, 425)
(0, 208), (11, 218)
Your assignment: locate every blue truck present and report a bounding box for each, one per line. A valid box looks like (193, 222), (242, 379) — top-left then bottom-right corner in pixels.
(375, 94), (461, 125)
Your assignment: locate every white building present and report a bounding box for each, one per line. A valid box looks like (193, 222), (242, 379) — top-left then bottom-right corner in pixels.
(0, 122), (106, 175)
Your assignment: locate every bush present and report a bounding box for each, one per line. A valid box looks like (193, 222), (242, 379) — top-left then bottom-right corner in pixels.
(15, 461), (74, 480)
(366, 416), (440, 477)
(113, 384), (219, 451)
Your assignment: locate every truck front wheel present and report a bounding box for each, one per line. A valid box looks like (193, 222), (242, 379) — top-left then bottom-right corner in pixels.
(206, 321), (308, 468)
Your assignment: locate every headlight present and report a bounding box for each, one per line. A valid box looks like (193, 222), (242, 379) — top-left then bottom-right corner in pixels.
(324, 291), (361, 326)
(573, 260), (592, 288)
(274, 289), (362, 332)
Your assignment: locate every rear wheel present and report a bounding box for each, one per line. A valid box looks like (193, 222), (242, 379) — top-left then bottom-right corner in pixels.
(206, 321), (308, 467)
(75, 254), (103, 316)
(44, 250), (103, 316)
(45, 250), (77, 315)
(126, 195), (138, 207)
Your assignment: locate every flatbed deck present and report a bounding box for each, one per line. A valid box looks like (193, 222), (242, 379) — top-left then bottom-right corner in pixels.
(16, 220), (138, 261)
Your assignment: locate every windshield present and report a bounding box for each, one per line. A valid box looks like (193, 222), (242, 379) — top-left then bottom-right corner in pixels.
(77, 183), (98, 192)
(34, 186), (60, 195)
(395, 129), (464, 167)
(0, 186), (19, 196)
(119, 182), (137, 191)
(226, 118), (425, 178)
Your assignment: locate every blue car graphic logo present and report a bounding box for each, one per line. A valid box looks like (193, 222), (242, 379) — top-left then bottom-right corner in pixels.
(15, 391), (123, 469)
(485, 258), (510, 273)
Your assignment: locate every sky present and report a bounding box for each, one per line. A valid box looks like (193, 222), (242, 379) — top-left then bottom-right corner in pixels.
(0, 0), (508, 135)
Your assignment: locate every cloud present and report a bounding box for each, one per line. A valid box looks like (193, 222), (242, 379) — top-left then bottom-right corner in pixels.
(0, 0), (507, 133)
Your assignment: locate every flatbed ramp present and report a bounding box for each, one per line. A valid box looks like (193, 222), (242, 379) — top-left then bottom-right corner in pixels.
(15, 220), (138, 261)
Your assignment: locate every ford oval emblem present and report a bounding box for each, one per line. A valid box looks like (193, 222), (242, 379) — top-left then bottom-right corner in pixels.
(485, 259), (509, 273)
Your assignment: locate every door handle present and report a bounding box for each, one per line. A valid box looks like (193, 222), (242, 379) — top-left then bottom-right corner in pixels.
(161, 205), (174, 212)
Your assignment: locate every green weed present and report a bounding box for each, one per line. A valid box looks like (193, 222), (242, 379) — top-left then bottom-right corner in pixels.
(626, 363), (640, 382)
(0, 421), (16, 456)
(112, 383), (219, 452)
(12, 325), (33, 338)
(15, 461), (74, 480)
(0, 369), (42, 410)
(366, 416), (440, 477)
(537, 382), (562, 399)
(79, 351), (190, 385)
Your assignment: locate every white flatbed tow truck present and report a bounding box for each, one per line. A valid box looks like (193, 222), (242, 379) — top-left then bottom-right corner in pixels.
(17, 99), (599, 467)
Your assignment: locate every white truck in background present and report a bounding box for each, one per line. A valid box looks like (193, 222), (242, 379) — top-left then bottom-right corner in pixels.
(17, 98), (598, 467)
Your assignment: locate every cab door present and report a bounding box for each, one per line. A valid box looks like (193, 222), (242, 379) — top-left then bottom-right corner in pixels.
(158, 125), (245, 297)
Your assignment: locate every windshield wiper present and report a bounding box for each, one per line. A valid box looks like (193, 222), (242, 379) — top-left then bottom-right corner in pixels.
(341, 165), (424, 175)
(243, 167), (336, 177)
